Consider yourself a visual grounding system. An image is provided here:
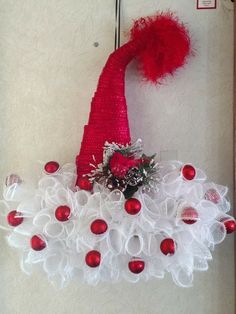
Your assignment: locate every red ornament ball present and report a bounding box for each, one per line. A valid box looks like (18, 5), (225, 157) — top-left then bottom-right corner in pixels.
(77, 177), (93, 191)
(204, 189), (221, 204)
(125, 198), (141, 215)
(7, 210), (24, 227)
(160, 238), (176, 255)
(90, 219), (108, 235)
(223, 220), (236, 234)
(55, 205), (71, 222)
(181, 207), (198, 225)
(30, 235), (46, 251)
(44, 161), (60, 174)
(182, 164), (196, 181)
(128, 259), (145, 274)
(85, 250), (101, 268)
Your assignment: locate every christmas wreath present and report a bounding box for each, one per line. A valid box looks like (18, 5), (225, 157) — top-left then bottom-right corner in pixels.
(1, 12), (235, 288)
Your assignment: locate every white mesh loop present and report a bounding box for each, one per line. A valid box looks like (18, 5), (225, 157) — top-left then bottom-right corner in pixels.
(125, 234), (144, 256)
(107, 228), (124, 255)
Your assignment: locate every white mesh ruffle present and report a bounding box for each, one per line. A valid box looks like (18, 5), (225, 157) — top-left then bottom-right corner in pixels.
(1, 161), (234, 288)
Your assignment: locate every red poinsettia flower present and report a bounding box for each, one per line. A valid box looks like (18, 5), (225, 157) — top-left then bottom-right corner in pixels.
(109, 152), (141, 179)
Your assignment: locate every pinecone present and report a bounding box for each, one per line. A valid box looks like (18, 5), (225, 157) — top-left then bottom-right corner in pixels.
(125, 167), (143, 186)
(106, 174), (127, 192)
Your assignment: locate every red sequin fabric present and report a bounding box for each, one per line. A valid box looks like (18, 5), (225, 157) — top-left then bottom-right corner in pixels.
(76, 42), (137, 180)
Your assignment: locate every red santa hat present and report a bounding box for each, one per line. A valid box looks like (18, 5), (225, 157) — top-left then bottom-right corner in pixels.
(76, 12), (190, 183)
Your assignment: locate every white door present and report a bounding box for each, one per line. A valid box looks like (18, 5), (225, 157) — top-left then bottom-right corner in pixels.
(0, 1), (234, 313)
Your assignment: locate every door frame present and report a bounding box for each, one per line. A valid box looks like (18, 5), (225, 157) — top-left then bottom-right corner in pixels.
(234, 2), (236, 308)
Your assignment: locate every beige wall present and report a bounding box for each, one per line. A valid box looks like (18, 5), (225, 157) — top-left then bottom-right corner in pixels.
(0, 1), (234, 313)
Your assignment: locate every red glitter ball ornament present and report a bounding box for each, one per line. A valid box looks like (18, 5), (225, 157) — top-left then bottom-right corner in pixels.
(55, 205), (71, 222)
(30, 235), (46, 251)
(182, 164), (196, 181)
(85, 250), (101, 268)
(223, 220), (236, 234)
(44, 161), (60, 174)
(160, 238), (176, 255)
(204, 189), (221, 204)
(7, 210), (24, 227)
(90, 219), (108, 235)
(128, 260), (145, 274)
(124, 198), (141, 215)
(77, 177), (93, 191)
(181, 207), (198, 225)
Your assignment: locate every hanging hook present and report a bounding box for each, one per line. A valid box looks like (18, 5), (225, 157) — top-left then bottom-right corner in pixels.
(114, 0), (121, 50)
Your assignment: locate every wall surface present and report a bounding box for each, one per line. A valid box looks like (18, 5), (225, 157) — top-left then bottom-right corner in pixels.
(0, 1), (234, 313)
